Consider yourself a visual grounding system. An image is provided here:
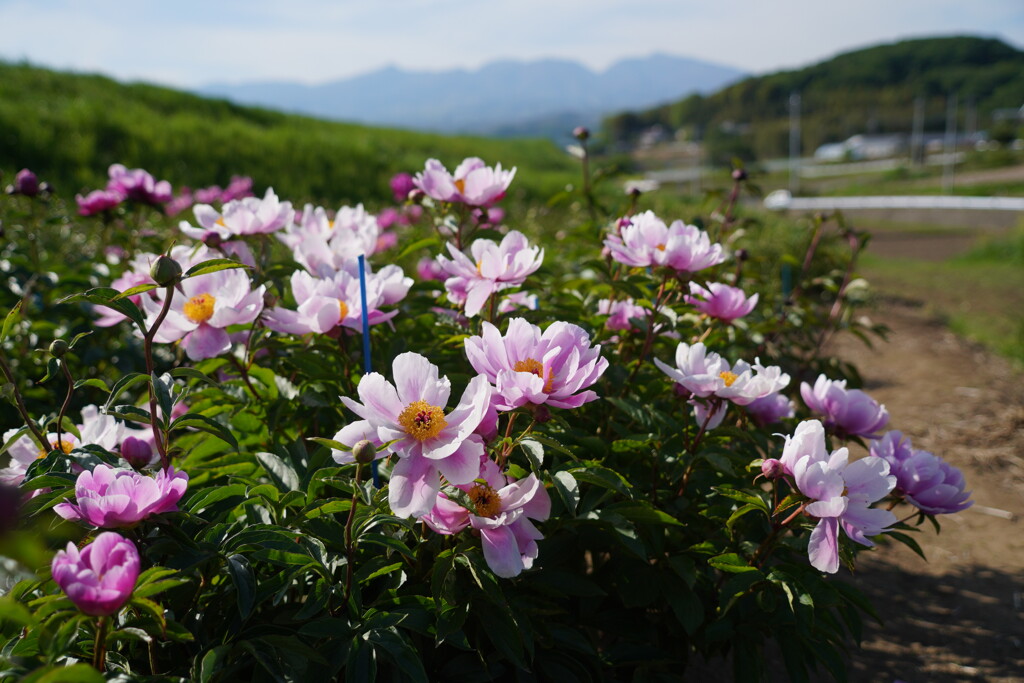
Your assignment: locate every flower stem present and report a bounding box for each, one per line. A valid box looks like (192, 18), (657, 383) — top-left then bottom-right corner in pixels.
(0, 351), (49, 452)
(143, 285), (176, 468)
(92, 615), (109, 671)
(342, 463), (363, 605)
(56, 359), (75, 453)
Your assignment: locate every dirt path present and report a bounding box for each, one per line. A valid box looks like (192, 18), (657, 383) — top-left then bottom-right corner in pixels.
(831, 297), (1024, 682)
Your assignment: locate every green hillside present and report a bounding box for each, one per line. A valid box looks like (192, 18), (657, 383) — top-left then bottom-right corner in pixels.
(0, 61), (576, 206)
(603, 36), (1024, 162)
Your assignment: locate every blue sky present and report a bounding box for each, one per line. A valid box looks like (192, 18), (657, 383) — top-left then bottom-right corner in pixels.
(0, 0), (1022, 87)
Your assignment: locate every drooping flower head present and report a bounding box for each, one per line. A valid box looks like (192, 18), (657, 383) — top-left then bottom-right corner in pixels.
(51, 532), (140, 616)
(142, 265), (265, 361)
(414, 157), (516, 207)
(465, 318), (608, 411)
(54, 464), (188, 528)
(685, 281), (758, 323)
(604, 211), (726, 274)
(435, 230), (543, 317)
(333, 353), (491, 518)
(422, 455), (551, 578)
(801, 374), (889, 438)
(780, 420), (897, 573)
(869, 431), (972, 515)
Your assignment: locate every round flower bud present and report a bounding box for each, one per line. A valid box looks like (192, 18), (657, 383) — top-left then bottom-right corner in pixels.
(761, 458), (785, 480)
(149, 255), (182, 287)
(352, 439), (377, 465)
(573, 126), (590, 141)
(735, 248), (749, 262)
(48, 339), (69, 358)
(120, 436), (154, 468)
(731, 168), (748, 182)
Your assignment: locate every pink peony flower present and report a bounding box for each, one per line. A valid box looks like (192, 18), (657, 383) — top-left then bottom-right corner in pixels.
(414, 157), (516, 207)
(180, 187), (294, 243)
(744, 392), (795, 426)
(142, 265), (265, 361)
(10, 169), (41, 196)
(333, 352), (491, 518)
(1, 405), (124, 487)
(436, 230), (543, 317)
(654, 342), (789, 406)
(604, 211), (726, 274)
(263, 268), (399, 336)
(869, 431), (972, 515)
(422, 455), (551, 578)
(597, 297), (647, 332)
(800, 374), (889, 438)
(390, 172), (416, 202)
(106, 164), (172, 205)
(278, 203), (380, 277)
(51, 532), (140, 616)
(464, 318), (608, 411)
(221, 175), (254, 202)
(685, 281), (758, 323)
(781, 420), (897, 573)
(76, 189), (124, 216)
(54, 464), (188, 528)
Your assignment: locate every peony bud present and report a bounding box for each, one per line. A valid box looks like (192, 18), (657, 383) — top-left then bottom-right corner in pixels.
(120, 436), (154, 468)
(149, 254), (182, 287)
(352, 439), (377, 465)
(573, 126), (590, 141)
(761, 458), (785, 480)
(48, 339), (69, 358)
(731, 168), (748, 182)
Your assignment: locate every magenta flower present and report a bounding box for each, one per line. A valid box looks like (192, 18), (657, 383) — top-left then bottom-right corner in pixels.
(685, 281), (758, 323)
(800, 374), (889, 438)
(390, 172), (416, 202)
(76, 189), (124, 216)
(781, 420), (897, 573)
(604, 211), (725, 274)
(51, 532), (140, 616)
(9, 169), (42, 196)
(142, 265), (265, 361)
(422, 455), (551, 577)
(221, 175), (254, 202)
(414, 157), (516, 207)
(436, 230), (543, 317)
(106, 164), (172, 205)
(335, 353), (491, 518)
(54, 464), (188, 528)
(264, 268), (398, 336)
(654, 342), (790, 406)
(869, 431), (972, 514)
(465, 318), (609, 411)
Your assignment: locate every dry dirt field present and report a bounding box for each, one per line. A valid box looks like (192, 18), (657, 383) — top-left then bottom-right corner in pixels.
(825, 216), (1024, 682)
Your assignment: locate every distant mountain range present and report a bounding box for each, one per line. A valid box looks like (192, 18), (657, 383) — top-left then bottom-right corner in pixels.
(197, 54), (744, 140)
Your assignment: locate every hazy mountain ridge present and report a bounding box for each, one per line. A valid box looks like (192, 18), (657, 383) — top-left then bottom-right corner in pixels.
(198, 54), (745, 137)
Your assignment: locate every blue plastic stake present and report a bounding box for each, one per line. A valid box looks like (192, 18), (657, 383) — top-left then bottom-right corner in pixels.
(357, 255), (381, 488)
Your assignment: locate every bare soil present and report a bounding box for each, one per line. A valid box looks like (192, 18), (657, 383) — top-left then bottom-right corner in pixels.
(826, 227), (1024, 682)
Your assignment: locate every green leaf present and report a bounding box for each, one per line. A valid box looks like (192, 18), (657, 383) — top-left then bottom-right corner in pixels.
(709, 553), (758, 573)
(887, 530), (927, 561)
(714, 486), (770, 512)
(396, 236), (439, 260)
(113, 283), (159, 300)
(225, 554), (256, 620)
(0, 301), (22, 343)
(569, 464), (633, 498)
(104, 372), (150, 413)
(610, 503), (683, 526)
(24, 663), (105, 683)
(307, 437), (348, 451)
(151, 372), (174, 426)
(198, 645), (232, 683)
(518, 438), (544, 469)
(254, 451), (300, 491)
(726, 503), (766, 534)
(171, 412), (238, 449)
(184, 258), (248, 278)
(550, 470), (579, 516)
(57, 287), (146, 328)
(171, 366), (220, 387)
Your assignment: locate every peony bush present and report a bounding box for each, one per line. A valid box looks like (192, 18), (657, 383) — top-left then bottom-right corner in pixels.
(0, 156), (971, 681)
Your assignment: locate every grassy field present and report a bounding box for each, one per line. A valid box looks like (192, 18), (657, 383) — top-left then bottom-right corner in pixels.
(859, 227), (1024, 367)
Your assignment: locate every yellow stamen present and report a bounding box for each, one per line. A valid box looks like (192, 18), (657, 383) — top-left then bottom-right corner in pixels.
(475, 260), (483, 276)
(719, 371), (738, 387)
(454, 178), (466, 195)
(513, 358), (554, 393)
(38, 439), (74, 458)
(397, 400), (447, 441)
(338, 300), (349, 321)
(183, 293), (216, 324)
(328, 219), (335, 229)
(468, 482), (502, 518)
(655, 243), (666, 251)
(215, 217), (227, 227)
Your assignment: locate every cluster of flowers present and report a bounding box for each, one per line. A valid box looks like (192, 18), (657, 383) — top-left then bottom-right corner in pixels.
(22, 154), (973, 622)
(165, 175), (254, 216)
(76, 164), (174, 215)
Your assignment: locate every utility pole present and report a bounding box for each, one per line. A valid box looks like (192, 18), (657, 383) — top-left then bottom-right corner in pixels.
(789, 91), (801, 194)
(943, 94), (958, 193)
(910, 96), (924, 166)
